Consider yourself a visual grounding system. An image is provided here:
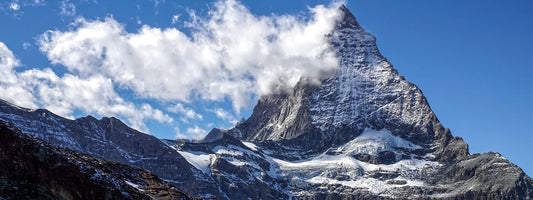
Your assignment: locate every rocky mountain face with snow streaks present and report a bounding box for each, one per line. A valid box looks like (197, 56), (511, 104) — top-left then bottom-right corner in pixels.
(0, 5), (532, 200)
(0, 99), (223, 199)
(0, 120), (197, 200)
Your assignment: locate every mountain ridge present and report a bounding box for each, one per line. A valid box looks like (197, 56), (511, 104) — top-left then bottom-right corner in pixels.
(0, 98), (226, 199)
(0, 119), (198, 200)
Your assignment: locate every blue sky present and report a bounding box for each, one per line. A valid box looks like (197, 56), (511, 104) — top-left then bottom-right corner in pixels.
(1, 0), (532, 176)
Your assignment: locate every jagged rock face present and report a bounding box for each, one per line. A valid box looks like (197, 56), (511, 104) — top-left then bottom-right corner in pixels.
(231, 6), (460, 161)
(0, 120), (197, 200)
(432, 152), (533, 200)
(0, 99), (224, 199)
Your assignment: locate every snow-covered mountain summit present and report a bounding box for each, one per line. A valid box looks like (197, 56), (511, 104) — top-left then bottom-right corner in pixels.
(197, 5), (533, 199)
(229, 5), (466, 162)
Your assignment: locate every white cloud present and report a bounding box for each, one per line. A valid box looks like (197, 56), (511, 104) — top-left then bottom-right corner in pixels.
(140, 103), (173, 123)
(33, 0), (45, 5)
(59, 0), (76, 16)
(18, 69), (173, 132)
(209, 107), (237, 124)
(22, 42), (31, 50)
(2, 0), (46, 14)
(10, 3), (20, 11)
(38, 0), (342, 113)
(187, 125), (208, 140)
(0, 42), (36, 108)
(174, 127), (185, 139)
(167, 103), (202, 122)
(174, 125), (208, 140)
(171, 14), (180, 24)
(152, 0), (164, 8)
(0, 41), (172, 132)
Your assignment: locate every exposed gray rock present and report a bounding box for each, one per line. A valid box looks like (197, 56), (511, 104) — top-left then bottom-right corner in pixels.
(431, 152), (533, 199)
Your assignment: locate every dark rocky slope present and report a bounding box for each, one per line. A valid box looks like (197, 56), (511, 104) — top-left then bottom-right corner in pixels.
(0, 120), (197, 200)
(0, 99), (223, 199)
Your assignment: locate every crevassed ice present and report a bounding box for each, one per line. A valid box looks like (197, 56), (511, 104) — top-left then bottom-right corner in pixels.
(270, 129), (440, 195)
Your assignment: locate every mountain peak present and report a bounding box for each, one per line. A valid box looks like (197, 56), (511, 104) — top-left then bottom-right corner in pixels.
(337, 4), (360, 29)
(230, 4), (465, 161)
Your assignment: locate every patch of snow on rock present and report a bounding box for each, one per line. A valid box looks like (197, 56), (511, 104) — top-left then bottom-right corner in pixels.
(177, 151), (214, 174)
(242, 142), (258, 151)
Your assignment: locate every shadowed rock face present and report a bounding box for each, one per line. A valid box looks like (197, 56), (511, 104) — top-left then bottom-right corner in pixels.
(0, 99), (224, 199)
(0, 120), (197, 200)
(0, 5), (532, 200)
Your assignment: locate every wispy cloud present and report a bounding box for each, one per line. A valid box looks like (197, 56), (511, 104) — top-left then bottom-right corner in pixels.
(33, 0), (45, 5)
(0, 42), (35, 108)
(22, 42), (31, 50)
(0, 42), (173, 132)
(171, 14), (180, 24)
(2, 0), (46, 16)
(59, 0), (76, 16)
(175, 125), (207, 140)
(209, 107), (237, 124)
(10, 3), (20, 11)
(2, 0), (44, 9)
(167, 103), (202, 122)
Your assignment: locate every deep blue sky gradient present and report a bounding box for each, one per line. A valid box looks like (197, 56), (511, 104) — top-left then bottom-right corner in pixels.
(1, 0), (532, 176)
